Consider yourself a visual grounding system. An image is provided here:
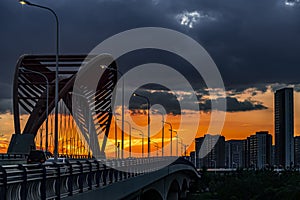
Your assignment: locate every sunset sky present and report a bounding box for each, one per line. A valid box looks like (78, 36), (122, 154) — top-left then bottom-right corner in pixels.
(0, 0), (299, 155)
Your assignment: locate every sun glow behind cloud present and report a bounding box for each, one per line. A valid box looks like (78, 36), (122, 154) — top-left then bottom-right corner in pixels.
(176, 11), (216, 28)
(285, 0), (300, 6)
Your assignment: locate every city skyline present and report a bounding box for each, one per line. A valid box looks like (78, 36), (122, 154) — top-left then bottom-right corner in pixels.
(0, 86), (299, 154)
(195, 87), (297, 169)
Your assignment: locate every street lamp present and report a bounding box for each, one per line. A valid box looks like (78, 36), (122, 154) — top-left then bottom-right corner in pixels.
(164, 122), (173, 156)
(176, 134), (184, 156)
(178, 141), (184, 156)
(117, 119), (132, 158)
(19, 0), (60, 161)
(152, 140), (159, 157)
(173, 130), (179, 157)
(152, 110), (165, 157)
(132, 127), (144, 158)
(20, 68), (49, 152)
(184, 144), (188, 157)
(125, 120), (132, 158)
(117, 142), (120, 159)
(100, 65), (125, 159)
(114, 116), (118, 159)
(133, 93), (150, 157)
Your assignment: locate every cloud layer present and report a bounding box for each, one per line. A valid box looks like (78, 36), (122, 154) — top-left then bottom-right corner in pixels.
(129, 87), (268, 114)
(0, 0), (299, 113)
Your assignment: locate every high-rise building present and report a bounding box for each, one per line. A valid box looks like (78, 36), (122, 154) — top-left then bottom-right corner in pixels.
(243, 137), (250, 168)
(294, 136), (300, 167)
(225, 140), (244, 168)
(275, 88), (294, 168)
(243, 131), (272, 169)
(195, 134), (225, 168)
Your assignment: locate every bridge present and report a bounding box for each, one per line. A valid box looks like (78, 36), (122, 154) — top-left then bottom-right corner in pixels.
(0, 157), (199, 200)
(1, 54), (200, 199)
(8, 54), (117, 157)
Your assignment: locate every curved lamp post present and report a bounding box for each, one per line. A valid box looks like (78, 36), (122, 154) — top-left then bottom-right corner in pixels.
(117, 118), (132, 158)
(152, 140), (159, 157)
(152, 110), (165, 157)
(19, 0), (60, 161)
(124, 120), (132, 158)
(177, 136), (184, 156)
(173, 130), (178, 157)
(133, 93), (150, 157)
(164, 121), (173, 156)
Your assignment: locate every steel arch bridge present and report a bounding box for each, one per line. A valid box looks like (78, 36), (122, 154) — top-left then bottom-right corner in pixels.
(7, 54), (118, 157)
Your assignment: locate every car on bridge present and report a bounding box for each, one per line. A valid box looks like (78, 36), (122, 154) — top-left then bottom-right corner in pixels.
(27, 150), (47, 164)
(44, 157), (68, 164)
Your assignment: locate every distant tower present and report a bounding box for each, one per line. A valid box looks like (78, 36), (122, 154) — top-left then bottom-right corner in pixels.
(275, 88), (294, 168)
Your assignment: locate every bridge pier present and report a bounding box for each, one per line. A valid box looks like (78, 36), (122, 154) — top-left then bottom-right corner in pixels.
(7, 134), (35, 154)
(166, 179), (180, 200)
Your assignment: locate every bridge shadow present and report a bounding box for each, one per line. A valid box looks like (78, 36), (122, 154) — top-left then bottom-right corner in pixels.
(141, 189), (163, 200)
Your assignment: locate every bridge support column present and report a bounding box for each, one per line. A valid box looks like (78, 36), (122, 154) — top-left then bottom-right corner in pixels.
(7, 134), (35, 154)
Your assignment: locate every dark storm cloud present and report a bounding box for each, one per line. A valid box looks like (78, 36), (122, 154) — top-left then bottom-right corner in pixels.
(0, 0), (299, 113)
(217, 97), (267, 112)
(129, 87), (181, 115)
(201, 97), (268, 113)
(129, 89), (267, 114)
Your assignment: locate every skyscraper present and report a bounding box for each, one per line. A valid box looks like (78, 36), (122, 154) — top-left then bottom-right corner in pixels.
(275, 88), (294, 168)
(195, 134), (225, 168)
(244, 131), (272, 169)
(225, 140), (244, 168)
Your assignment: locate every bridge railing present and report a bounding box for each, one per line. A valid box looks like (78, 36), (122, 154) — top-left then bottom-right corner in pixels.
(0, 154), (28, 160)
(0, 157), (175, 200)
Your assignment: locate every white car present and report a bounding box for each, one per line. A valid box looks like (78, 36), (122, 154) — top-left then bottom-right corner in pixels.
(45, 157), (68, 164)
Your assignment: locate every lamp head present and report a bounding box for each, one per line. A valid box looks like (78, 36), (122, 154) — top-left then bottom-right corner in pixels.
(133, 93), (137, 96)
(100, 65), (106, 69)
(19, 0), (32, 5)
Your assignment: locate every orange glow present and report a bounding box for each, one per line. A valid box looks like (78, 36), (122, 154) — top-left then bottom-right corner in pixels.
(0, 89), (299, 156)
